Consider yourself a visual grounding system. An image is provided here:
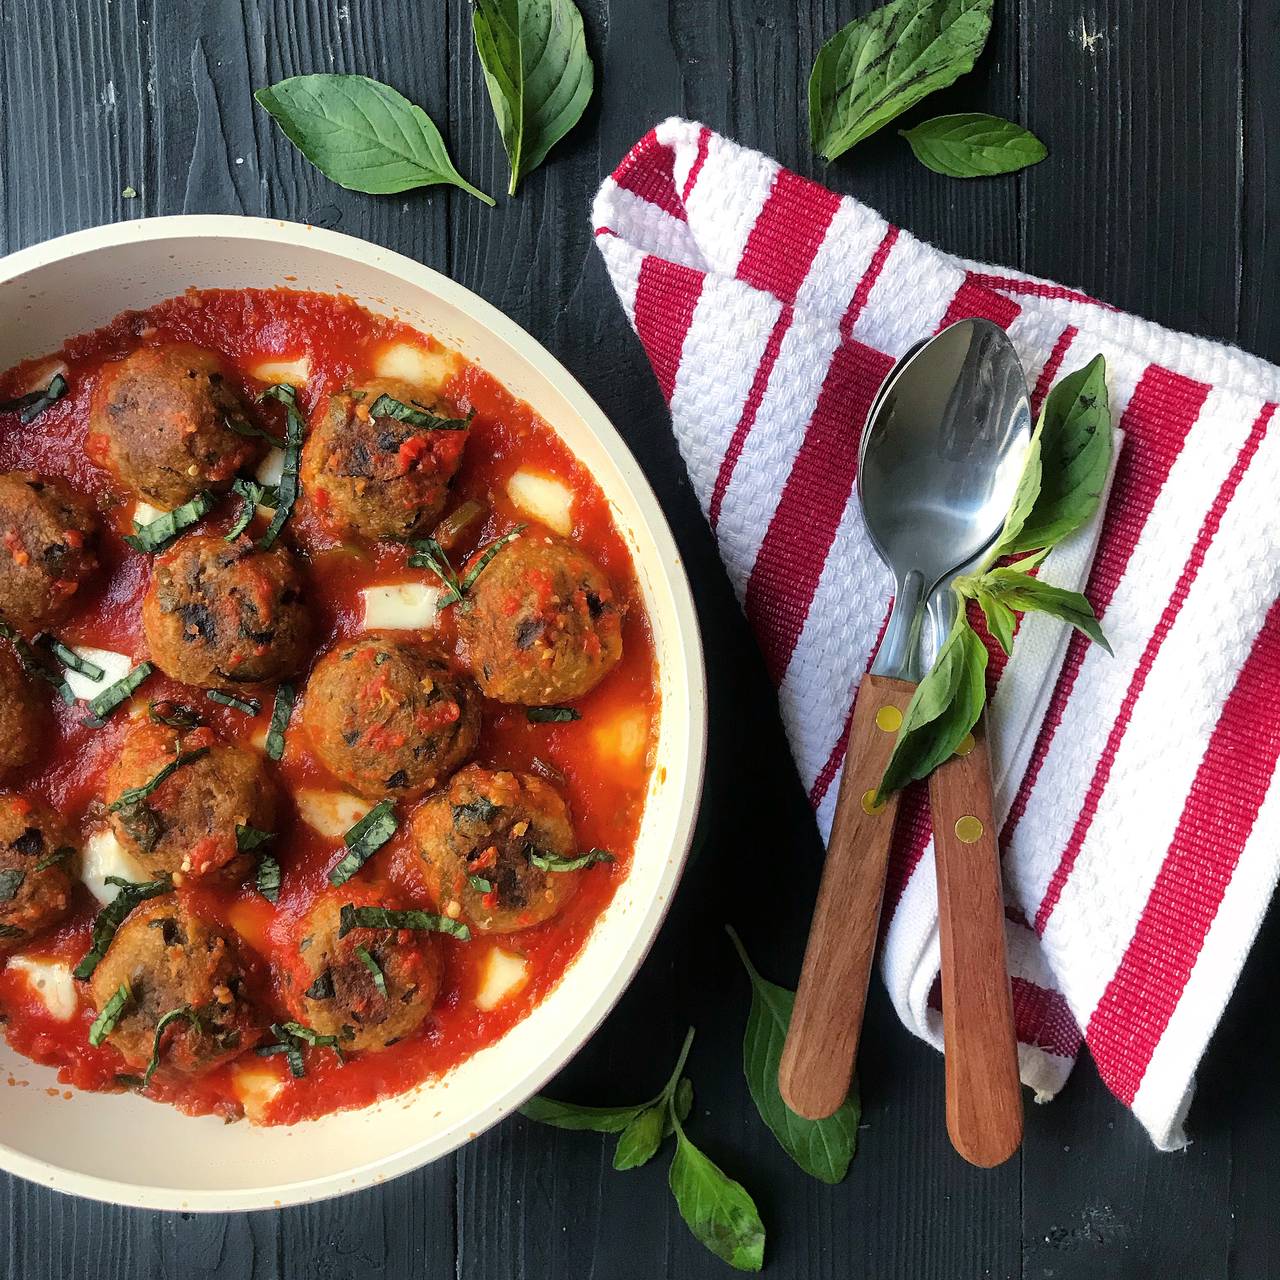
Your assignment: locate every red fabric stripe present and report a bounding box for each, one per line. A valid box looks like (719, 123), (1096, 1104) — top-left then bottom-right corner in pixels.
(1035, 402), (1276, 932)
(745, 341), (896, 685)
(1088, 592), (1280, 1105)
(1011, 977), (1082, 1059)
(594, 226), (617, 238)
(1001, 366), (1212, 849)
(966, 272), (1120, 312)
(682, 126), (711, 201)
(840, 225), (899, 340)
(709, 306), (791, 529)
(736, 170), (843, 304)
(938, 276), (1023, 331)
(632, 257), (704, 404)
(1030, 325), (1079, 415)
(612, 130), (686, 220)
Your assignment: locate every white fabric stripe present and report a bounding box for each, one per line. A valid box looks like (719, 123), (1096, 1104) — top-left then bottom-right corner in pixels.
(792, 198), (893, 331)
(591, 182), (706, 270)
(594, 233), (643, 326)
(847, 234), (959, 356)
(683, 134), (778, 280)
(655, 117), (702, 199)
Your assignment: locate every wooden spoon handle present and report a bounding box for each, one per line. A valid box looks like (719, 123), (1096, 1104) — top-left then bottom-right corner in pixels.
(778, 673), (916, 1120)
(929, 710), (1023, 1167)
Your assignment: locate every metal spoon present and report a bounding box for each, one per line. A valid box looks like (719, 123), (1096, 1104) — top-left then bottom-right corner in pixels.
(778, 320), (1031, 1135)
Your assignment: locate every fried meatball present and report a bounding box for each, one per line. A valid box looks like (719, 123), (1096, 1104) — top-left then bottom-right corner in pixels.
(456, 533), (623, 705)
(0, 472), (98, 634)
(281, 887), (443, 1052)
(301, 634), (480, 800)
(409, 764), (580, 934)
(86, 895), (261, 1076)
(88, 343), (262, 507)
(0, 643), (43, 773)
(142, 534), (310, 687)
(300, 378), (470, 541)
(104, 721), (276, 880)
(0, 794), (77, 954)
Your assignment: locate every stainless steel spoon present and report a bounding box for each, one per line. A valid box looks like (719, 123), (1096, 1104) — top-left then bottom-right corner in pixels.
(778, 320), (1031, 1139)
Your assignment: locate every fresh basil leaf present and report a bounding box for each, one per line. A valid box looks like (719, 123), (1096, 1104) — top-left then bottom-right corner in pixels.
(83, 662), (153, 727)
(88, 982), (132, 1046)
(74, 877), (173, 980)
(726, 927), (859, 1184)
(337, 904), (472, 942)
(255, 74), (494, 205)
(265, 682), (295, 761)
(878, 614), (988, 798)
(809, 0), (994, 162)
(143, 1006), (201, 1086)
(472, 0), (595, 195)
(974, 585), (1016, 655)
(0, 373), (69, 423)
(256, 385), (306, 550)
(613, 1103), (666, 1172)
(208, 689), (261, 715)
(982, 569), (1112, 653)
(527, 705), (580, 723)
(327, 799), (398, 887)
(526, 845), (613, 872)
(0, 868), (24, 902)
(255, 854), (282, 904)
(519, 1095), (645, 1133)
(367, 394), (469, 431)
(901, 112), (1047, 177)
(123, 492), (215, 553)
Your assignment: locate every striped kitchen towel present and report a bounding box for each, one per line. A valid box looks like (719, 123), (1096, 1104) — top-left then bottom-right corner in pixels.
(592, 118), (1280, 1151)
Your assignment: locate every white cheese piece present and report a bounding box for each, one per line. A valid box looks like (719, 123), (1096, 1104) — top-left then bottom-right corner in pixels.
(475, 948), (530, 1011)
(6, 955), (79, 1022)
(256, 447), (286, 488)
(592, 707), (650, 770)
(63, 647), (134, 703)
(360, 582), (441, 630)
(232, 1061), (287, 1125)
(250, 356), (310, 387)
(295, 789), (370, 840)
(372, 341), (462, 392)
(132, 500), (168, 528)
(506, 469), (575, 535)
(80, 827), (150, 905)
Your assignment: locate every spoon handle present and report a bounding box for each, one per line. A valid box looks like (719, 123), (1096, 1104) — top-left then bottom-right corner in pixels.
(929, 709), (1023, 1167)
(778, 673), (915, 1120)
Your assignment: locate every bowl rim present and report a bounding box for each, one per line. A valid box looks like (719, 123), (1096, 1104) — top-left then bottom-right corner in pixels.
(0, 214), (707, 1211)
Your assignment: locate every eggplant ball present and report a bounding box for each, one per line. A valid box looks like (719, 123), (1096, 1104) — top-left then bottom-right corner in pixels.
(0, 794), (77, 954)
(104, 722), (277, 880)
(300, 378), (470, 541)
(0, 472), (98, 634)
(409, 764), (580, 934)
(456, 533), (623, 705)
(281, 889), (443, 1052)
(301, 634), (480, 800)
(87, 896), (261, 1076)
(0, 643), (44, 773)
(87, 343), (262, 507)
(142, 534), (311, 687)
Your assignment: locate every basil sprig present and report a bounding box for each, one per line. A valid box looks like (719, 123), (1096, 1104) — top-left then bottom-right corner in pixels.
(878, 355), (1114, 799)
(0, 373), (68, 423)
(327, 800), (398, 887)
(367, 394), (470, 431)
(74, 876), (173, 980)
(123, 492), (215, 553)
(901, 112), (1048, 178)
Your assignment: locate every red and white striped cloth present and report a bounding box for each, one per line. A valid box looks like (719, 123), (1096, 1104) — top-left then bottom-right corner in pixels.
(593, 119), (1280, 1151)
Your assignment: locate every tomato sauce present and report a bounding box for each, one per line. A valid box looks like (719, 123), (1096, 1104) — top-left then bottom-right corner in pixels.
(0, 288), (658, 1124)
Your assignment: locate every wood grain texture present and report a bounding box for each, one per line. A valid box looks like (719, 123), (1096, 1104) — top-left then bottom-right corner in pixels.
(0, 0), (1277, 1276)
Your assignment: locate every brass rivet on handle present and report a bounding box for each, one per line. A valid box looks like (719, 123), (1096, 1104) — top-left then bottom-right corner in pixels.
(954, 815), (984, 843)
(954, 732), (976, 757)
(875, 706), (903, 733)
(861, 788), (887, 816)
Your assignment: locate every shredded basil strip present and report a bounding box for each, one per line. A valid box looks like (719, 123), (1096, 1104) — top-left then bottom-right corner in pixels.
(123, 491), (215, 553)
(527, 705), (581, 724)
(143, 1006), (201, 1087)
(108, 746), (209, 812)
(88, 982), (132, 1046)
(406, 536), (465, 607)
(73, 877), (172, 980)
(0, 622), (74, 705)
(256, 384), (306, 549)
(33, 845), (74, 872)
(256, 853), (282, 903)
(225, 478), (270, 541)
(148, 698), (201, 728)
(0, 868), (24, 902)
(327, 799), (398, 887)
(0, 923), (25, 941)
(255, 1020), (342, 1076)
(368, 394), (471, 431)
(355, 944), (388, 997)
(467, 874), (493, 893)
(208, 689), (261, 715)
(42, 638), (103, 682)
(460, 525), (525, 594)
(0, 373), (68, 424)
(304, 969), (334, 1000)
(337, 904), (472, 942)
(527, 846), (615, 873)
(84, 662), (153, 726)
(265, 682), (295, 761)
(236, 824), (275, 853)
(223, 413), (284, 447)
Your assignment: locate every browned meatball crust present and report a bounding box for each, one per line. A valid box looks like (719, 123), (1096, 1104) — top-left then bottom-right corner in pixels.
(86, 895), (262, 1077)
(104, 721), (276, 880)
(456, 533), (623, 705)
(88, 343), (262, 507)
(0, 472), (98, 634)
(300, 378), (470, 541)
(301, 634), (480, 800)
(409, 764), (580, 934)
(0, 643), (44, 773)
(0, 794), (78, 954)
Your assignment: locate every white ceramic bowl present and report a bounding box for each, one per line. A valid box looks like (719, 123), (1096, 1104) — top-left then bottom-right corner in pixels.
(0, 216), (706, 1211)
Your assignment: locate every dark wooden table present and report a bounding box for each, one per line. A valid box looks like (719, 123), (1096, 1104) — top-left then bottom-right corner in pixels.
(2, 1), (1277, 1276)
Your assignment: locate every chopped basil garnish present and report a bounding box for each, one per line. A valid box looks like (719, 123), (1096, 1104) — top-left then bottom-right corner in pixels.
(255, 854), (282, 903)
(148, 699), (201, 728)
(451, 797), (501, 825)
(467, 875), (493, 893)
(225, 477), (268, 541)
(256, 1020), (343, 1077)
(256, 384), (306, 549)
(223, 413), (284, 447)
(83, 662), (153, 726)
(0, 622), (74, 705)
(236, 824), (275, 853)
(42, 638), (103, 682)
(208, 689), (261, 715)
(74, 876), (172, 979)
(527, 705), (581, 724)
(337, 904), (471, 942)
(406, 536), (465, 608)
(368, 394), (471, 431)
(527, 846), (615, 873)
(303, 969), (335, 1001)
(265, 682), (295, 760)
(327, 799), (397, 887)
(142, 1006), (201, 1087)
(0, 373), (68, 423)
(33, 845), (74, 872)
(460, 526), (525, 593)
(108, 746), (209, 813)
(88, 982), (132, 1046)
(123, 491), (215, 553)
(0, 923), (25, 941)
(0, 868), (24, 902)
(354, 944), (388, 997)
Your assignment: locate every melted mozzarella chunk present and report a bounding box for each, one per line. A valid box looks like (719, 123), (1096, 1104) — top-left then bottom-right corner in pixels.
(63, 647), (135, 703)
(81, 827), (151, 904)
(475, 947), (529, 1011)
(132, 500), (168, 527)
(6, 955), (79, 1022)
(592, 707), (651, 771)
(250, 355), (310, 387)
(372, 341), (462, 393)
(506, 469), (575, 535)
(232, 1061), (287, 1125)
(256, 447), (286, 488)
(360, 583), (441, 630)
(295, 789), (370, 840)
